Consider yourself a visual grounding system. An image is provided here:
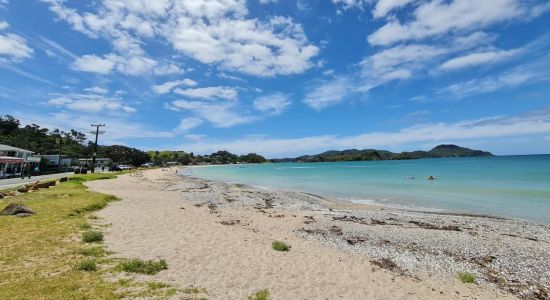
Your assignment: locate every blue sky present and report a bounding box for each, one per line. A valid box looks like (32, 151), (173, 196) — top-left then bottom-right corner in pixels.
(1, 0), (549, 157)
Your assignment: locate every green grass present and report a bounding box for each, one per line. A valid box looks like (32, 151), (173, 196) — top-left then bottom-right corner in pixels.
(458, 272), (476, 283)
(272, 241), (290, 252)
(0, 171), (186, 299)
(148, 281), (172, 290)
(82, 230), (104, 243)
(79, 246), (106, 257)
(75, 259), (98, 272)
(79, 222), (92, 229)
(248, 289), (270, 300)
(0, 173), (125, 299)
(117, 258), (168, 275)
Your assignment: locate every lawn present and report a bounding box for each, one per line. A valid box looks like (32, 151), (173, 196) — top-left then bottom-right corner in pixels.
(0, 172), (201, 299)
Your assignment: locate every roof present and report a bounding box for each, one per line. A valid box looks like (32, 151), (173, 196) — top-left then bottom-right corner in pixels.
(77, 158), (112, 161)
(0, 144), (34, 153)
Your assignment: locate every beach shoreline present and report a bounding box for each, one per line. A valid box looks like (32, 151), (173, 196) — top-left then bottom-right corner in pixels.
(86, 168), (550, 299)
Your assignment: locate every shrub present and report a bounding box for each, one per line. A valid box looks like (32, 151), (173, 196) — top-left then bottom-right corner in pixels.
(75, 259), (97, 271)
(272, 241), (290, 252)
(82, 230), (103, 243)
(458, 272), (476, 283)
(118, 259), (168, 275)
(248, 289), (270, 300)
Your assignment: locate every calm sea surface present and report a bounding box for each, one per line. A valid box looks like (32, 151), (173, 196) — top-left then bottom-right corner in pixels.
(184, 155), (550, 223)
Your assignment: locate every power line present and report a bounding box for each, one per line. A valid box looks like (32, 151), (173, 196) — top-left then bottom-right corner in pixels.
(89, 124), (105, 173)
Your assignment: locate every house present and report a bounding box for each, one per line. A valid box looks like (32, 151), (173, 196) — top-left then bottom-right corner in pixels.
(0, 144), (41, 179)
(77, 158), (112, 168)
(40, 154), (74, 167)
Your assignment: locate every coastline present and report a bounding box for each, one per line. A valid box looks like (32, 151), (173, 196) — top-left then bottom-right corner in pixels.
(86, 168), (550, 299)
(180, 164), (526, 222)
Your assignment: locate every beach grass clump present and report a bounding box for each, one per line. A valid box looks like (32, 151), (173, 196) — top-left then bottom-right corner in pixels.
(272, 241), (290, 252)
(75, 259), (98, 272)
(79, 246), (106, 257)
(117, 258), (168, 275)
(79, 222), (92, 229)
(82, 230), (103, 243)
(147, 282), (172, 290)
(458, 272), (476, 283)
(248, 289), (270, 300)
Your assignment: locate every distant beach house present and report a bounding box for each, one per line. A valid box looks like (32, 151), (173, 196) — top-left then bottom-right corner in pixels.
(77, 158), (112, 168)
(0, 144), (41, 179)
(40, 154), (74, 167)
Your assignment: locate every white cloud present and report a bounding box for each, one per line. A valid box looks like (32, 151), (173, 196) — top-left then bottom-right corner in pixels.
(16, 111), (174, 144)
(303, 77), (351, 110)
(174, 117), (203, 134)
(167, 99), (257, 128)
(178, 106), (550, 157)
(72, 54), (116, 74)
(153, 79), (198, 94)
(45, 91), (136, 114)
(0, 30), (33, 60)
(439, 49), (521, 71)
(174, 86), (238, 100)
(373, 0), (415, 18)
(45, 0), (319, 77)
(0, 21), (8, 30)
(259, 0), (277, 4)
(253, 93), (291, 115)
(84, 86), (108, 94)
(439, 54), (550, 98)
(368, 0), (542, 46)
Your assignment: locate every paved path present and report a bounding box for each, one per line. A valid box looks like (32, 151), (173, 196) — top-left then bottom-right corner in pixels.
(0, 172), (74, 189)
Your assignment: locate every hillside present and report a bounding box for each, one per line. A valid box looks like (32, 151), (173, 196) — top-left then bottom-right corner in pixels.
(270, 144), (493, 163)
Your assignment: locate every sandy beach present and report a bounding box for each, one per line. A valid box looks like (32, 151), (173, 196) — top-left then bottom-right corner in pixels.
(85, 168), (550, 299)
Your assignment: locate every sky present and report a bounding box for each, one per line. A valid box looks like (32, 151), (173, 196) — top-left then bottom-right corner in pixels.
(1, 0), (550, 158)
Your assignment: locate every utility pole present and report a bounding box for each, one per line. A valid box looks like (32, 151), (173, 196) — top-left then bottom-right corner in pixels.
(56, 134), (63, 173)
(90, 124), (105, 173)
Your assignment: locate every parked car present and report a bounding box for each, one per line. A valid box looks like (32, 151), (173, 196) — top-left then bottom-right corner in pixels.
(109, 165), (122, 172)
(118, 165), (133, 170)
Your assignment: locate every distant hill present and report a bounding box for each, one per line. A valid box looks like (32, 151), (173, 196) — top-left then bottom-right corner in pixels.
(270, 144), (493, 163)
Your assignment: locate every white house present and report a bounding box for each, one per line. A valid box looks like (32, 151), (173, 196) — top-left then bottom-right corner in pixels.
(0, 144), (41, 179)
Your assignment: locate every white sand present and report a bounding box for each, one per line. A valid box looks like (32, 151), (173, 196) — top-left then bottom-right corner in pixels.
(86, 168), (516, 299)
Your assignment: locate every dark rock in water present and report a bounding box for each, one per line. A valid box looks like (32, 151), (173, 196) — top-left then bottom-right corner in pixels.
(0, 192), (4, 199)
(17, 186), (28, 193)
(0, 203), (36, 216)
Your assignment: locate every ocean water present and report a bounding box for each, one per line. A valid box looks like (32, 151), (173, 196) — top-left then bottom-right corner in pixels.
(184, 155), (550, 224)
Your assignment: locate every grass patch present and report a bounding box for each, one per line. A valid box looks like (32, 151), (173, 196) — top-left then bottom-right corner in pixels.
(272, 241), (290, 252)
(458, 272), (476, 283)
(82, 230), (103, 243)
(248, 289), (270, 300)
(147, 282), (172, 290)
(79, 222), (92, 229)
(79, 246), (106, 257)
(117, 258), (168, 275)
(75, 259), (98, 272)
(0, 175), (124, 298)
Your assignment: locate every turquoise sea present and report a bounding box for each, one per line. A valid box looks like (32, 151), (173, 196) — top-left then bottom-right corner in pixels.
(184, 155), (550, 224)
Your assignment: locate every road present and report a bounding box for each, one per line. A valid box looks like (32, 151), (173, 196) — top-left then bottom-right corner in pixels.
(0, 172), (74, 189)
